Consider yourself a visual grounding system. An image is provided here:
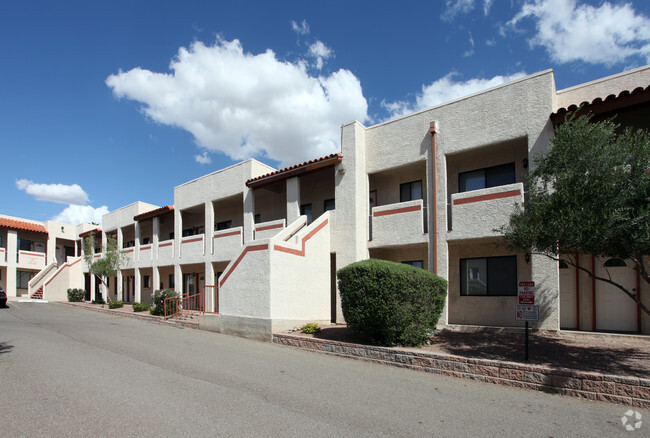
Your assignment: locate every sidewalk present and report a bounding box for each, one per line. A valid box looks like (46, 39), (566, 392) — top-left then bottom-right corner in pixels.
(274, 325), (650, 407)
(56, 300), (199, 329)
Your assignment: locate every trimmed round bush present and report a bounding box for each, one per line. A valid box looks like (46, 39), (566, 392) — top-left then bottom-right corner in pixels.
(132, 302), (152, 312)
(108, 300), (124, 309)
(337, 259), (447, 347)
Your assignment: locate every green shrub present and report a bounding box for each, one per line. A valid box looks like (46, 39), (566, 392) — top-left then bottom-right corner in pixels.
(132, 302), (152, 312)
(300, 322), (321, 334)
(108, 300), (124, 309)
(337, 259), (447, 347)
(150, 289), (179, 316)
(67, 288), (86, 302)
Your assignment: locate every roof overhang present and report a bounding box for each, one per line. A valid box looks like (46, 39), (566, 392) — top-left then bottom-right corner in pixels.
(134, 205), (174, 222)
(551, 85), (650, 125)
(0, 218), (48, 234)
(246, 154), (342, 189)
(79, 228), (102, 238)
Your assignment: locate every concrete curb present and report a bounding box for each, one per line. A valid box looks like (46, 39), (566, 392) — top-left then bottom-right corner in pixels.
(57, 302), (199, 330)
(273, 333), (650, 407)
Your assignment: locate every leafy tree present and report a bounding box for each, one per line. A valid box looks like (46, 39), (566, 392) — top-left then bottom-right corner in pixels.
(83, 233), (126, 302)
(499, 116), (649, 316)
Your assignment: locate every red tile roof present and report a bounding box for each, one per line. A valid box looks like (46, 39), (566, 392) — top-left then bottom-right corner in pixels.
(0, 218), (48, 234)
(246, 153), (342, 188)
(551, 85), (650, 125)
(134, 205), (174, 221)
(79, 228), (102, 238)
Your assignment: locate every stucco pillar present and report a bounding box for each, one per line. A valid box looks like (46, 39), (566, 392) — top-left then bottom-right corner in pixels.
(286, 177), (301, 224)
(204, 261), (215, 312)
(46, 235), (56, 265)
(174, 209), (183, 259)
(532, 254), (560, 331)
(174, 264), (183, 294)
(243, 188), (255, 243)
(334, 121), (369, 322)
(116, 270), (123, 302)
(134, 222), (141, 263)
(152, 217), (160, 264)
(7, 230), (17, 297)
(205, 201), (214, 255)
(134, 268), (141, 303)
(90, 274), (96, 302)
(152, 266), (160, 296)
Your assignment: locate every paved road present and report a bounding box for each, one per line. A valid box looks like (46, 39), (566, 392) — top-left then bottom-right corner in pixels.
(0, 302), (646, 437)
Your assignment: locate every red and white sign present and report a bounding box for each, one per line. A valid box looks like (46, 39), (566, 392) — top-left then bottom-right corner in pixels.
(518, 281), (535, 305)
(515, 305), (539, 321)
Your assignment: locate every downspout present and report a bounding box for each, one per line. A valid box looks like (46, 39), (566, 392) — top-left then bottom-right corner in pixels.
(575, 252), (580, 330)
(591, 255), (596, 331)
(429, 122), (438, 275)
(636, 266), (641, 333)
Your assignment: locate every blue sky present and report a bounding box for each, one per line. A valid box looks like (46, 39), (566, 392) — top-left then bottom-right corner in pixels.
(2, 0), (650, 225)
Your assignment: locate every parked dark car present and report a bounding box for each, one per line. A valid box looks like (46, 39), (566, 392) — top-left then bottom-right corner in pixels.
(0, 286), (6, 307)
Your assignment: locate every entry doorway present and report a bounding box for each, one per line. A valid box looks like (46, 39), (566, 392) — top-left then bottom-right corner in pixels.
(559, 260), (577, 329)
(595, 258), (637, 332)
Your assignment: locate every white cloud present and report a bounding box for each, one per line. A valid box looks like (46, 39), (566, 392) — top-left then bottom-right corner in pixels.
(441, 0), (475, 21)
(291, 19), (310, 35)
(510, 0), (650, 66)
(52, 205), (109, 226)
(382, 72), (527, 119)
(106, 38), (368, 166)
(483, 0), (493, 16)
(195, 151), (212, 164)
(309, 40), (333, 70)
(16, 179), (89, 205)
(464, 32), (475, 57)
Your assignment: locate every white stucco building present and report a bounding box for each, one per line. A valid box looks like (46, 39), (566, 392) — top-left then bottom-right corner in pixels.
(2, 65), (649, 339)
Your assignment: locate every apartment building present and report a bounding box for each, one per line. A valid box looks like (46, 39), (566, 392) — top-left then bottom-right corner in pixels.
(3, 65), (649, 339)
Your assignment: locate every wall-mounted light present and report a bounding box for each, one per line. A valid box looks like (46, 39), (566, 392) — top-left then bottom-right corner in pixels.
(525, 253), (530, 264)
(61, 226), (65, 232)
(523, 158), (529, 169)
(337, 164), (346, 175)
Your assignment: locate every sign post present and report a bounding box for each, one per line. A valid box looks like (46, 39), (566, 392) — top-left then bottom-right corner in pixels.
(516, 281), (538, 361)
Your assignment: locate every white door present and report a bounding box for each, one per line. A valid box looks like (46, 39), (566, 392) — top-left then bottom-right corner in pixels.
(596, 259), (637, 332)
(559, 261), (577, 329)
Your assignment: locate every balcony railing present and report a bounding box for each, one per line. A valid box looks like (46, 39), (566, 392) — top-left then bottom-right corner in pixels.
(448, 182), (524, 240)
(213, 226), (243, 261)
(254, 219), (285, 240)
(157, 239), (175, 264)
(181, 233), (205, 258)
(370, 199), (427, 246)
(18, 250), (46, 268)
(0, 247), (5, 264)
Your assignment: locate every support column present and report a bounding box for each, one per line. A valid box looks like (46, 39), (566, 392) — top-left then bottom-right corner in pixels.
(152, 217), (160, 264)
(286, 177), (300, 224)
(174, 209), (183, 259)
(243, 188), (255, 243)
(90, 274), (96, 302)
(7, 230), (17, 297)
(205, 201), (214, 256)
(134, 268), (141, 303)
(135, 222), (141, 263)
(46, 235), (56, 265)
(174, 264), (183, 294)
(204, 261), (215, 312)
(152, 266), (160, 299)
(116, 228), (123, 301)
(117, 270), (123, 302)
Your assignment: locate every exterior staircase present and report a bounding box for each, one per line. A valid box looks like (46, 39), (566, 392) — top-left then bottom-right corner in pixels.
(30, 286), (44, 300)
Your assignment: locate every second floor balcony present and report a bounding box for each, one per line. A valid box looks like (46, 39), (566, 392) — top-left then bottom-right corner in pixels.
(448, 182), (524, 240)
(369, 199), (427, 247)
(17, 250), (46, 269)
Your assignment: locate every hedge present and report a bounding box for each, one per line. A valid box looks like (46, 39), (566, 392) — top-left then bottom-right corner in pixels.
(337, 259), (447, 347)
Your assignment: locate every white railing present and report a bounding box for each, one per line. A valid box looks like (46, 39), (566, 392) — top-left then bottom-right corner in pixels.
(370, 199), (426, 246)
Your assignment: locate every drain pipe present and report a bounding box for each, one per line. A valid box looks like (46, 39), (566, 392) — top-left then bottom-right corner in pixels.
(429, 122), (438, 275)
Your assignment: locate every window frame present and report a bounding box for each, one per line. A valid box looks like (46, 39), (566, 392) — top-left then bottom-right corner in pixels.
(460, 255), (517, 296)
(458, 162), (516, 193)
(399, 180), (423, 203)
(402, 260), (424, 269)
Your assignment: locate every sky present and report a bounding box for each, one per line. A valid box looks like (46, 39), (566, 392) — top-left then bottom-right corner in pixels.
(2, 0), (650, 226)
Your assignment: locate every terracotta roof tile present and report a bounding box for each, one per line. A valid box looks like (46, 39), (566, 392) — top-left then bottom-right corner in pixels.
(246, 153), (342, 188)
(551, 85), (650, 124)
(134, 205), (174, 221)
(79, 228), (102, 238)
(0, 218), (48, 234)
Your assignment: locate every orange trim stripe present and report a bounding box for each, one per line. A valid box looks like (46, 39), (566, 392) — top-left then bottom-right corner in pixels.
(182, 237), (203, 244)
(158, 242), (172, 248)
(256, 223), (284, 232)
(219, 244), (268, 288)
(20, 251), (45, 257)
(274, 219), (328, 257)
(214, 230), (241, 239)
(140, 245), (151, 250)
(373, 205), (421, 218)
(452, 189), (521, 205)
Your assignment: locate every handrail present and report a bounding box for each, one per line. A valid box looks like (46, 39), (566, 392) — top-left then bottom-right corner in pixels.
(28, 261), (58, 295)
(164, 289), (205, 320)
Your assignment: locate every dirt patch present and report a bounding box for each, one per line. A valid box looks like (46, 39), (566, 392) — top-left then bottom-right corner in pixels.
(293, 325), (650, 378)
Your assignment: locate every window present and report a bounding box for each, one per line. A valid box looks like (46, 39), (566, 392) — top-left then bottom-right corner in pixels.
(300, 203), (313, 224)
(142, 237), (151, 245)
(324, 199), (335, 211)
(169, 274), (175, 289)
(460, 256), (517, 296)
(169, 232), (174, 240)
(18, 239), (32, 251)
(16, 271), (32, 289)
(559, 260), (570, 269)
(254, 214), (261, 224)
(216, 220), (232, 231)
(604, 258), (627, 267)
(400, 180), (422, 202)
(459, 163), (515, 192)
(402, 260), (424, 269)
(182, 228), (194, 237)
(144, 275), (150, 288)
